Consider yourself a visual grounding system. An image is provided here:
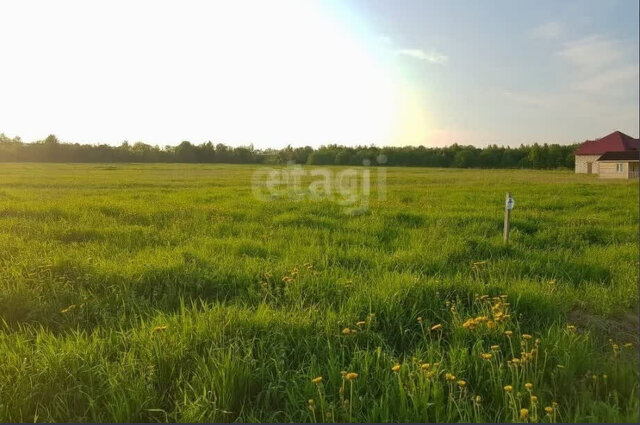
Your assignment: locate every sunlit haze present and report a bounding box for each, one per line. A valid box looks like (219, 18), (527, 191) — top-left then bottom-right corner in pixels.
(1, 0), (638, 148)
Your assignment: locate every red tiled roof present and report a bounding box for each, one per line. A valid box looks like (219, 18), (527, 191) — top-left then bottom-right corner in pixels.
(575, 131), (639, 155)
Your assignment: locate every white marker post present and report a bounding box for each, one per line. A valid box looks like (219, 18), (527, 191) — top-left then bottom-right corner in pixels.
(504, 192), (514, 244)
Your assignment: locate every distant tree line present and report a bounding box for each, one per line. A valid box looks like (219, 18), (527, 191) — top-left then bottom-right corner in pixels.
(0, 133), (578, 169)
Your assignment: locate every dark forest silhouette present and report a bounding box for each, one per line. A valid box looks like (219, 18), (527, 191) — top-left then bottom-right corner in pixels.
(1, 134), (577, 169)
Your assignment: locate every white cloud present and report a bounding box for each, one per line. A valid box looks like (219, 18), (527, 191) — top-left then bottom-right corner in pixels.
(556, 35), (638, 96)
(572, 65), (639, 95)
(556, 35), (623, 72)
(529, 21), (563, 40)
(499, 32), (639, 140)
(397, 48), (448, 64)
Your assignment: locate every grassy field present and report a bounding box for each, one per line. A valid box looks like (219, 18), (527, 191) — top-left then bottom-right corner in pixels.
(0, 163), (638, 422)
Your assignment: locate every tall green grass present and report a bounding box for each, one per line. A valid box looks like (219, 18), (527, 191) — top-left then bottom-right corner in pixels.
(0, 163), (638, 422)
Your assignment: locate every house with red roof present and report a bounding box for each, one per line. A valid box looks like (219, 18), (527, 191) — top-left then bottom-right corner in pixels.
(575, 131), (639, 179)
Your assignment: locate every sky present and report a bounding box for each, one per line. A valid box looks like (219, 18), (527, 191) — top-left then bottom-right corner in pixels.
(0, 0), (638, 148)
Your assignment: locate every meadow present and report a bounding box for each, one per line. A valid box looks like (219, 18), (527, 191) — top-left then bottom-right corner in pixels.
(0, 163), (638, 422)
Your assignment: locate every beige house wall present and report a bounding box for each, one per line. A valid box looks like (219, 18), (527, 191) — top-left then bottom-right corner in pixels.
(598, 161), (632, 179)
(575, 155), (601, 174)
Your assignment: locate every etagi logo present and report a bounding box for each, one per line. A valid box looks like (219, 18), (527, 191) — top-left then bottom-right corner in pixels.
(251, 155), (388, 212)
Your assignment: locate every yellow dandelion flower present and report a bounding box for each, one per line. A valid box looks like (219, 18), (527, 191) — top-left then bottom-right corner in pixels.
(481, 353), (492, 360)
(624, 343), (633, 348)
(530, 395), (538, 403)
(504, 330), (513, 337)
(346, 372), (358, 381)
(511, 358), (520, 364)
(504, 385), (513, 392)
(520, 408), (529, 420)
(545, 406), (554, 415)
(491, 345), (500, 351)
(462, 319), (477, 330)
(445, 373), (456, 382)
(340, 370), (347, 377)
(522, 334), (532, 340)
(312, 376), (322, 384)
(391, 364), (401, 372)
(612, 344), (619, 350)
(602, 374), (608, 379)
(152, 325), (168, 333)
(552, 401), (558, 407)
(457, 380), (466, 388)
(342, 327), (351, 335)
(417, 316), (423, 322)
(431, 323), (442, 331)
(525, 382), (533, 390)
(421, 363), (430, 370)
(557, 364), (565, 369)
(356, 321), (366, 327)
(486, 320), (496, 328)
(567, 325), (576, 331)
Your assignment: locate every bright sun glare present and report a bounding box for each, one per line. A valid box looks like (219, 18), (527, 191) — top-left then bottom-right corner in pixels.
(1, 0), (426, 147)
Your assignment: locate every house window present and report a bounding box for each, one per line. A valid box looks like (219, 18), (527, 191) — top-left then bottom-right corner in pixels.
(616, 163), (624, 172)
